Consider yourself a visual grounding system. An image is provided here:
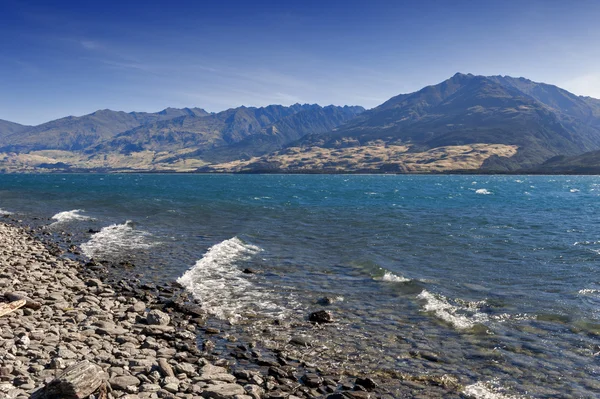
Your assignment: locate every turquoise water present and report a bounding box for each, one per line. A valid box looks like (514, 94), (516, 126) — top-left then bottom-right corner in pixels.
(1, 174), (599, 397)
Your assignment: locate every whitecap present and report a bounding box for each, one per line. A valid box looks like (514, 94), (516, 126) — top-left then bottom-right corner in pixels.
(177, 237), (285, 322)
(80, 220), (155, 259)
(578, 288), (600, 295)
(490, 313), (532, 322)
(570, 188), (580, 193)
(379, 271), (411, 283)
(51, 209), (93, 224)
(463, 379), (526, 399)
(417, 290), (488, 329)
(0, 208), (12, 215)
(476, 188), (492, 195)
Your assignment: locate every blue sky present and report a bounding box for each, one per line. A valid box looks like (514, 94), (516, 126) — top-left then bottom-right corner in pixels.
(1, 0), (600, 125)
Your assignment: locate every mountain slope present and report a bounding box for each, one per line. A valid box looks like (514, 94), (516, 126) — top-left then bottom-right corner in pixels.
(0, 108), (209, 152)
(0, 119), (28, 138)
(90, 104), (364, 158)
(530, 150), (600, 174)
(191, 105), (365, 163)
(282, 73), (600, 171)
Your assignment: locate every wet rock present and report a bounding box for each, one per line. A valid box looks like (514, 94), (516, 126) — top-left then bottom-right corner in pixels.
(289, 336), (313, 347)
(308, 310), (334, 324)
(355, 377), (377, 391)
(317, 297), (339, 306)
(301, 373), (323, 388)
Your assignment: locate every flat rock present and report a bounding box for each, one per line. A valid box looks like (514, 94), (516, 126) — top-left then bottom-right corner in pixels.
(110, 375), (141, 391)
(202, 383), (245, 399)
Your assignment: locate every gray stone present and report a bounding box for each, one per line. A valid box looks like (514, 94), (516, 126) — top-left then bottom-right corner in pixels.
(202, 383), (246, 399)
(147, 310), (170, 326)
(163, 382), (179, 393)
(131, 301), (146, 313)
(110, 375), (141, 391)
(141, 383), (162, 392)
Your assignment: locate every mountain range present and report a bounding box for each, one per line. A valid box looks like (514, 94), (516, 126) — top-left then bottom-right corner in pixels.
(2, 73), (600, 173)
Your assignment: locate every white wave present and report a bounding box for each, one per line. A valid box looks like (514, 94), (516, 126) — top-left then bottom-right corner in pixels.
(573, 240), (600, 246)
(0, 208), (12, 215)
(417, 290), (488, 330)
(177, 237), (284, 322)
(463, 380), (526, 399)
(570, 188), (580, 193)
(476, 188), (492, 195)
(51, 209), (93, 224)
(578, 288), (600, 295)
(490, 313), (532, 322)
(80, 221), (155, 259)
(380, 271), (411, 283)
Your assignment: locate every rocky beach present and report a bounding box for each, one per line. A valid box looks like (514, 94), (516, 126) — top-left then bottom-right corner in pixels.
(0, 220), (469, 399)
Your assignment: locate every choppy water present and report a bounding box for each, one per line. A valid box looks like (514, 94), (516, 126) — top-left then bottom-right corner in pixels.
(1, 174), (600, 398)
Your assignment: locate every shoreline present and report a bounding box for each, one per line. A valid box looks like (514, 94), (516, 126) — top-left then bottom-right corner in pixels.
(0, 219), (466, 398)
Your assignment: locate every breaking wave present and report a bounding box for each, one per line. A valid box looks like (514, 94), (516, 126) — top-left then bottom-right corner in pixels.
(476, 188), (493, 195)
(50, 209), (93, 224)
(463, 379), (526, 399)
(380, 271), (411, 283)
(0, 208), (12, 215)
(80, 220), (155, 259)
(417, 290), (489, 329)
(177, 237), (285, 322)
(578, 288), (600, 295)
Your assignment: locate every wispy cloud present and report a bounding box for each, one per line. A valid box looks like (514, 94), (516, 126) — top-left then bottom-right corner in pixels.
(562, 74), (600, 98)
(80, 40), (100, 50)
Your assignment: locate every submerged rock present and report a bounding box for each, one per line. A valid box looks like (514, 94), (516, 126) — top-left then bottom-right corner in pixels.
(309, 310), (334, 323)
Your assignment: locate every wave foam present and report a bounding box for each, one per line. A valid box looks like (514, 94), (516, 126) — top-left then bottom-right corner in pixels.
(380, 271), (411, 283)
(80, 221), (154, 259)
(463, 380), (525, 399)
(476, 188), (492, 195)
(51, 209), (93, 224)
(0, 208), (12, 215)
(177, 237), (284, 322)
(578, 288), (600, 295)
(417, 290), (488, 329)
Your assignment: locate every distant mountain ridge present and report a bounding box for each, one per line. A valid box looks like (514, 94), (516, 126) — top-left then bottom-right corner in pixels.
(0, 104), (364, 172)
(0, 107), (210, 152)
(2, 73), (600, 173)
(214, 73), (600, 173)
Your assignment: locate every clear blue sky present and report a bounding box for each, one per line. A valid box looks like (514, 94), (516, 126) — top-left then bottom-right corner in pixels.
(1, 0), (599, 125)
